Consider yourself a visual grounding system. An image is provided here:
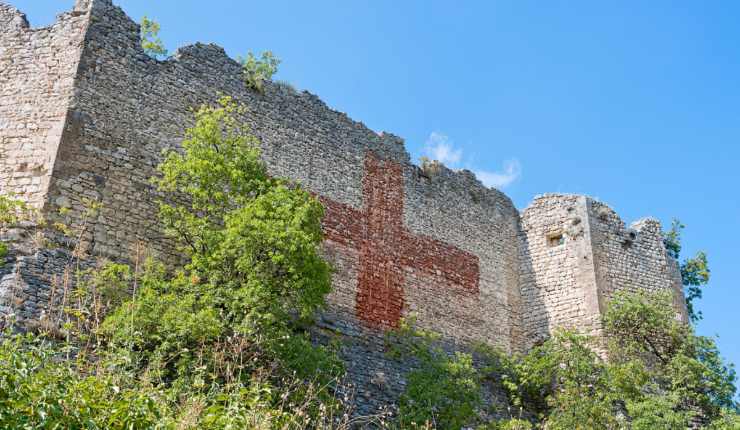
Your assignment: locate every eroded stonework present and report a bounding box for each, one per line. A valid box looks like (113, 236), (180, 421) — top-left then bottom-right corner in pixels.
(0, 0), (686, 415)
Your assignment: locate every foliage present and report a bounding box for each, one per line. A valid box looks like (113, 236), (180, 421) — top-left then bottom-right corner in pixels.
(0, 195), (30, 228)
(477, 331), (620, 430)
(104, 96), (341, 423)
(663, 218), (711, 323)
(241, 51), (281, 93)
(388, 317), (482, 429)
(0, 195), (37, 268)
(0, 97), (353, 428)
(394, 291), (738, 429)
(604, 290), (737, 422)
(682, 251), (710, 322)
(480, 418), (533, 430)
(152, 96), (332, 340)
(140, 16), (168, 59)
(663, 218), (684, 260)
(0, 332), (166, 429)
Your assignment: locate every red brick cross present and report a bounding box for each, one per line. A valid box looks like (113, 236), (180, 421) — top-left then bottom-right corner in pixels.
(320, 152), (480, 328)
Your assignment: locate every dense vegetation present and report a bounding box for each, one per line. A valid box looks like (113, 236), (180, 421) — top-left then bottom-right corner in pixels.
(0, 98), (356, 429)
(0, 95), (736, 428)
(389, 290), (738, 429)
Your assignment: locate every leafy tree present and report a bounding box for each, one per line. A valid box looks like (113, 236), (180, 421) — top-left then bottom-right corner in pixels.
(604, 290), (737, 424)
(151, 95), (331, 339)
(388, 318), (482, 429)
(485, 290), (738, 429)
(100, 96), (342, 425)
(385, 288), (740, 430)
(0, 97), (350, 428)
(241, 51), (280, 93)
(663, 219), (711, 323)
(140, 16), (168, 59)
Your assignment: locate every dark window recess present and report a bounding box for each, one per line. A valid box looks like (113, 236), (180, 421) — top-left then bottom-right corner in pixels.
(547, 233), (565, 247)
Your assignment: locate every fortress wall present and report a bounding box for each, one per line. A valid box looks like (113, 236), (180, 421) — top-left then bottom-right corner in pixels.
(587, 200), (687, 321)
(518, 195), (602, 347)
(23, 0), (522, 413)
(403, 166), (522, 349)
(0, 4), (88, 205)
(0, 0), (688, 415)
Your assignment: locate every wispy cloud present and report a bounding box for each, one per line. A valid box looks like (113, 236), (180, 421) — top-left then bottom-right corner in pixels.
(474, 159), (522, 188)
(420, 131), (522, 189)
(423, 132), (462, 166)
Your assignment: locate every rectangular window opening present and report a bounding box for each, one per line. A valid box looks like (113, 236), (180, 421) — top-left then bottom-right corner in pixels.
(547, 232), (565, 247)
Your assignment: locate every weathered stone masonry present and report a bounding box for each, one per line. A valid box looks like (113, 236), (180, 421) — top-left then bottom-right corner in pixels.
(0, 0), (686, 414)
(322, 152), (480, 329)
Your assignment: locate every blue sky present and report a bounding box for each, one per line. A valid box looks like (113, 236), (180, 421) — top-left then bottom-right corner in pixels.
(16, 0), (740, 379)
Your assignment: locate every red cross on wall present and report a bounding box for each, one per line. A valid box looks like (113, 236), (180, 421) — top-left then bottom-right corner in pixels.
(320, 152), (480, 328)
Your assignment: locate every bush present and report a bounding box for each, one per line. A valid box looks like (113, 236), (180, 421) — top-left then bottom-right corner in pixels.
(241, 51), (280, 93)
(394, 291), (738, 429)
(0, 97), (351, 429)
(0, 332), (165, 429)
(388, 318), (482, 429)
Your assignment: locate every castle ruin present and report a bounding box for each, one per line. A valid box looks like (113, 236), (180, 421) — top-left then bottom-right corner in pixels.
(0, 0), (686, 414)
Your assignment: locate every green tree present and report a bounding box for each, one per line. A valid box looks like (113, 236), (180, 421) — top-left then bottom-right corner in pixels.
(484, 290), (737, 430)
(151, 95), (331, 339)
(140, 16), (168, 59)
(604, 290), (737, 424)
(663, 219), (711, 323)
(100, 96), (342, 426)
(0, 96), (348, 429)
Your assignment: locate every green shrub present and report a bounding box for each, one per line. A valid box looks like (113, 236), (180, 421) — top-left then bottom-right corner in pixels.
(241, 51), (280, 93)
(0, 97), (350, 429)
(389, 318), (482, 429)
(140, 16), (167, 59)
(0, 332), (166, 429)
(394, 291), (738, 429)
(0, 195), (34, 269)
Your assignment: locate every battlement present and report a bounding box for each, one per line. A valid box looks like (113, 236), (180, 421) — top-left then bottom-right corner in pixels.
(0, 0), (685, 414)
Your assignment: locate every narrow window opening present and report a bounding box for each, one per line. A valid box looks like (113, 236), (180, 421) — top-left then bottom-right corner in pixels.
(547, 233), (565, 247)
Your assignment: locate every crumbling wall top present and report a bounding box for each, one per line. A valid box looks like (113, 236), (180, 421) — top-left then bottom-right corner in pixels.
(0, 3), (29, 29)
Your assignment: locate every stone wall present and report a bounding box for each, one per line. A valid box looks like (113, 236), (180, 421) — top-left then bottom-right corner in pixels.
(588, 200), (688, 321)
(6, 0), (523, 414)
(519, 195), (687, 350)
(518, 194), (602, 348)
(0, 0), (687, 416)
(0, 3), (88, 206)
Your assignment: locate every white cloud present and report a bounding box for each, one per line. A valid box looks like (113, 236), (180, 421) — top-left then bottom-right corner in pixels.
(474, 159), (522, 189)
(420, 132), (522, 189)
(423, 132), (462, 167)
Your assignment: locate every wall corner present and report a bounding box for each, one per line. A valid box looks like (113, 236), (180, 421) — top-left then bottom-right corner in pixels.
(574, 196), (604, 337)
